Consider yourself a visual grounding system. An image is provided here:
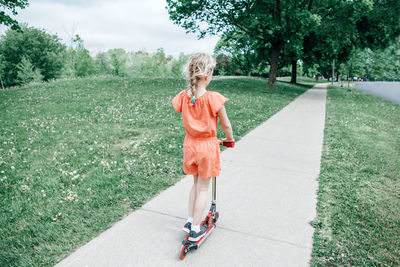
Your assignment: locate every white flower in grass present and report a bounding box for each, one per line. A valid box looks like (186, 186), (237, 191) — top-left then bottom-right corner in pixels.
(20, 184), (30, 191)
(52, 212), (62, 221)
(11, 166), (15, 171)
(64, 190), (78, 202)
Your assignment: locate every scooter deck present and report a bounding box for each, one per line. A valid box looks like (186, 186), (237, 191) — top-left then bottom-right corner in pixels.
(182, 223), (215, 247)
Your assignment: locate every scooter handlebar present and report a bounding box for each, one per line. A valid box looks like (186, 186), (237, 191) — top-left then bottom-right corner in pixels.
(220, 140), (235, 148)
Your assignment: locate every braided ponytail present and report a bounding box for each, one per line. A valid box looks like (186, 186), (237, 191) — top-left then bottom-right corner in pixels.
(189, 77), (196, 99)
(184, 53), (216, 101)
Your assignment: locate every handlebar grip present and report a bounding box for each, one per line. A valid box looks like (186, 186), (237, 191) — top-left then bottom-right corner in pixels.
(221, 141), (235, 148)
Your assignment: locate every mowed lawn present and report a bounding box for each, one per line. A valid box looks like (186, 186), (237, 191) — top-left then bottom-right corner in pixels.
(311, 84), (400, 265)
(0, 76), (315, 266)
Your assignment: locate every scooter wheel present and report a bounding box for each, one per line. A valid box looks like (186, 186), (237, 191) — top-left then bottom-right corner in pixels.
(180, 245), (189, 260)
(214, 212), (219, 223)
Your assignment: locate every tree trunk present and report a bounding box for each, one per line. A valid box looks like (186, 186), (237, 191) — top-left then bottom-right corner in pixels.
(268, 43), (283, 88)
(0, 74), (4, 90)
(290, 59), (297, 83)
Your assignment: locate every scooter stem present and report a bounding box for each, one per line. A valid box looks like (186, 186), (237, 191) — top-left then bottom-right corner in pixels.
(212, 176), (216, 204)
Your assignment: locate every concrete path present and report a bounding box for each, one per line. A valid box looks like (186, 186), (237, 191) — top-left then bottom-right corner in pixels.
(354, 82), (400, 105)
(55, 83), (328, 267)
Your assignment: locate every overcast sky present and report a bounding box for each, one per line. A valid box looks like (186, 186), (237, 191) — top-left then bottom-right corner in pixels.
(0, 0), (220, 57)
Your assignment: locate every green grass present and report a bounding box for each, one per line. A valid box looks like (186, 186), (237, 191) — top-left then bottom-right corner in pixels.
(0, 75), (316, 266)
(311, 85), (400, 265)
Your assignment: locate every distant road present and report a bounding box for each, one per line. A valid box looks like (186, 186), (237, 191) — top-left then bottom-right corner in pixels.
(354, 82), (400, 105)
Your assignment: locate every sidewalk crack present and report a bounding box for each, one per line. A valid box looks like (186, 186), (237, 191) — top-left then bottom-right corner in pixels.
(140, 208), (311, 250)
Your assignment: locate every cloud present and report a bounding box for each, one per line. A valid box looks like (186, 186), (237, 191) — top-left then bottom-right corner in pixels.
(1, 0), (219, 57)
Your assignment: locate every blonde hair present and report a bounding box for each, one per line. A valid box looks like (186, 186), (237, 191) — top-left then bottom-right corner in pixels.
(183, 53), (216, 98)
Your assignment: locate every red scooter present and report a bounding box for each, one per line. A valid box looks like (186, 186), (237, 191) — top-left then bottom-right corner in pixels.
(179, 140), (234, 260)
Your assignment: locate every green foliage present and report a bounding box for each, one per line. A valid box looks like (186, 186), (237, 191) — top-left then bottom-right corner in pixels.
(16, 56), (43, 85)
(0, 24), (66, 87)
(369, 37), (400, 80)
(339, 48), (365, 80)
(0, 0), (29, 30)
(0, 53), (5, 76)
(305, 63), (320, 79)
(137, 48), (173, 77)
(93, 48), (188, 79)
(62, 34), (96, 78)
(214, 32), (257, 76)
(94, 52), (112, 74)
(74, 49), (96, 78)
(166, 0), (321, 88)
(109, 48), (127, 77)
(171, 52), (189, 78)
(337, 37), (400, 81)
(214, 55), (233, 76)
(166, 0), (399, 87)
(355, 0), (400, 51)
(302, 0), (400, 79)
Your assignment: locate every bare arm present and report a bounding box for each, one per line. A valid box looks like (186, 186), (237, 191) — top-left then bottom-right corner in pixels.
(217, 106), (234, 141)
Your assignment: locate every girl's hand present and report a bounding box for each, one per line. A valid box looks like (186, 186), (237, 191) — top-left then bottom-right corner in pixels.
(219, 138), (235, 147)
(220, 138), (234, 144)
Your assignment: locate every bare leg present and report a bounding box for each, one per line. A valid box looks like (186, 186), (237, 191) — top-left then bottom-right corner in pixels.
(188, 175), (198, 218)
(193, 177), (211, 225)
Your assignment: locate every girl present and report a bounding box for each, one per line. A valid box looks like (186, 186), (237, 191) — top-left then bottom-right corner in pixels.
(172, 53), (234, 241)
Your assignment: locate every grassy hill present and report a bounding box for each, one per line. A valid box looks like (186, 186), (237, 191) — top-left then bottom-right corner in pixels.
(0, 75), (316, 266)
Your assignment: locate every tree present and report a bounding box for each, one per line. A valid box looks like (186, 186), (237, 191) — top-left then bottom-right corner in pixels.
(171, 52), (188, 78)
(356, 37), (400, 81)
(214, 32), (257, 76)
(339, 48), (365, 86)
(355, 0), (400, 51)
(214, 54), (233, 76)
(0, 54), (5, 89)
(137, 48), (174, 77)
(109, 48), (127, 77)
(62, 34), (96, 78)
(74, 49), (96, 77)
(166, 0), (319, 88)
(95, 52), (112, 75)
(167, 0), (400, 88)
(304, 63), (320, 79)
(0, 24), (66, 87)
(73, 35), (96, 77)
(0, 0), (29, 30)
(301, 0), (400, 83)
(16, 56), (43, 85)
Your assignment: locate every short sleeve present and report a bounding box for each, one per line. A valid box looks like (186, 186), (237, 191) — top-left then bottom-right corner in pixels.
(209, 92), (227, 116)
(172, 90), (185, 113)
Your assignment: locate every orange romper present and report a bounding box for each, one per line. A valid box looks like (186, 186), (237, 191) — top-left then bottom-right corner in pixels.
(172, 89), (227, 179)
